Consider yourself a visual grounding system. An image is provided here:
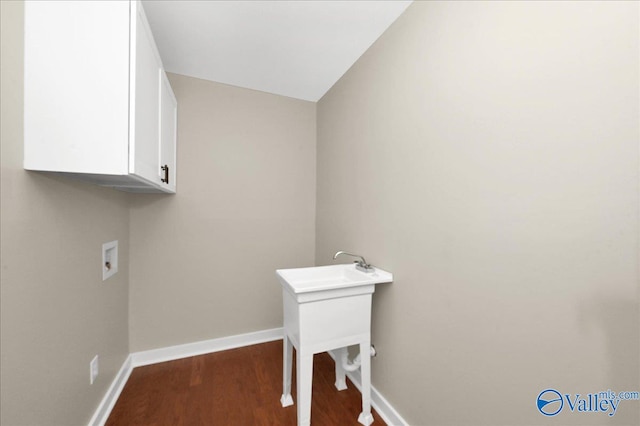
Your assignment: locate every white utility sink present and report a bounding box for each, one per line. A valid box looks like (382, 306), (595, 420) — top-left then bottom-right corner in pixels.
(277, 263), (393, 426)
(277, 264), (393, 301)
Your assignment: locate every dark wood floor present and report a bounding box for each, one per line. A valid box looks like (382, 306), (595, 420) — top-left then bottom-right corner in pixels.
(106, 340), (386, 425)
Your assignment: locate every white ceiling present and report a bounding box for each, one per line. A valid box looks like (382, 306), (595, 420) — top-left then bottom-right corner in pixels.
(142, 1), (412, 102)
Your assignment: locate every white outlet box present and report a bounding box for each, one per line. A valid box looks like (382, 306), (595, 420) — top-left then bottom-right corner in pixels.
(90, 355), (99, 385)
(102, 240), (118, 281)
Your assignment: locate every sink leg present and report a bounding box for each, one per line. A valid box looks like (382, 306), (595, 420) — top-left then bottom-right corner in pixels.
(280, 335), (294, 407)
(357, 340), (373, 426)
(334, 347), (347, 391)
(297, 351), (314, 426)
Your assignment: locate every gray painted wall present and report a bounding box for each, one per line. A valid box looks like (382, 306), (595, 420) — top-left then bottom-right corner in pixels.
(1, 2), (130, 424)
(317, 2), (639, 425)
(128, 74), (316, 351)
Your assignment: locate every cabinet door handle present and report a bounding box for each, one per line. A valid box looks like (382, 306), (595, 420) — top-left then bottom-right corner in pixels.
(161, 164), (169, 184)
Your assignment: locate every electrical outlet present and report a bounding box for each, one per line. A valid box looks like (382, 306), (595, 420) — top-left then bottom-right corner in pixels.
(102, 240), (118, 281)
(90, 355), (99, 385)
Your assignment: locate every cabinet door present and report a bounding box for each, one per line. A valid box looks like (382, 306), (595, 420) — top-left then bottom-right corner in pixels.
(159, 72), (177, 192)
(129, 1), (162, 186)
(24, 0), (130, 174)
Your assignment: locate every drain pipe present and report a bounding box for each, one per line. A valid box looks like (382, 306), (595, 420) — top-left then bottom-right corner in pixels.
(341, 345), (377, 372)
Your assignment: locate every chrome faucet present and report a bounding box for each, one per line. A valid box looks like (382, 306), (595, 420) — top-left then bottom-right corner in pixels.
(333, 251), (374, 273)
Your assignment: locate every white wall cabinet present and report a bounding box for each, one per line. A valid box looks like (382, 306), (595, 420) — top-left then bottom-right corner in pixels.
(24, 0), (177, 193)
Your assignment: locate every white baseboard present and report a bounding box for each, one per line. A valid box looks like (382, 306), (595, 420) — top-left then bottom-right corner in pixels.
(88, 354), (133, 426)
(130, 327), (283, 367)
(328, 350), (409, 426)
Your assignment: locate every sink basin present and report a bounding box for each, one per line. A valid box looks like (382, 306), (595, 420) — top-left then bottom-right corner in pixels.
(277, 263), (393, 301)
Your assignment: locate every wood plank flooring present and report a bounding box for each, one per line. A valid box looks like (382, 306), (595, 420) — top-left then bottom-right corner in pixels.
(106, 340), (386, 425)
